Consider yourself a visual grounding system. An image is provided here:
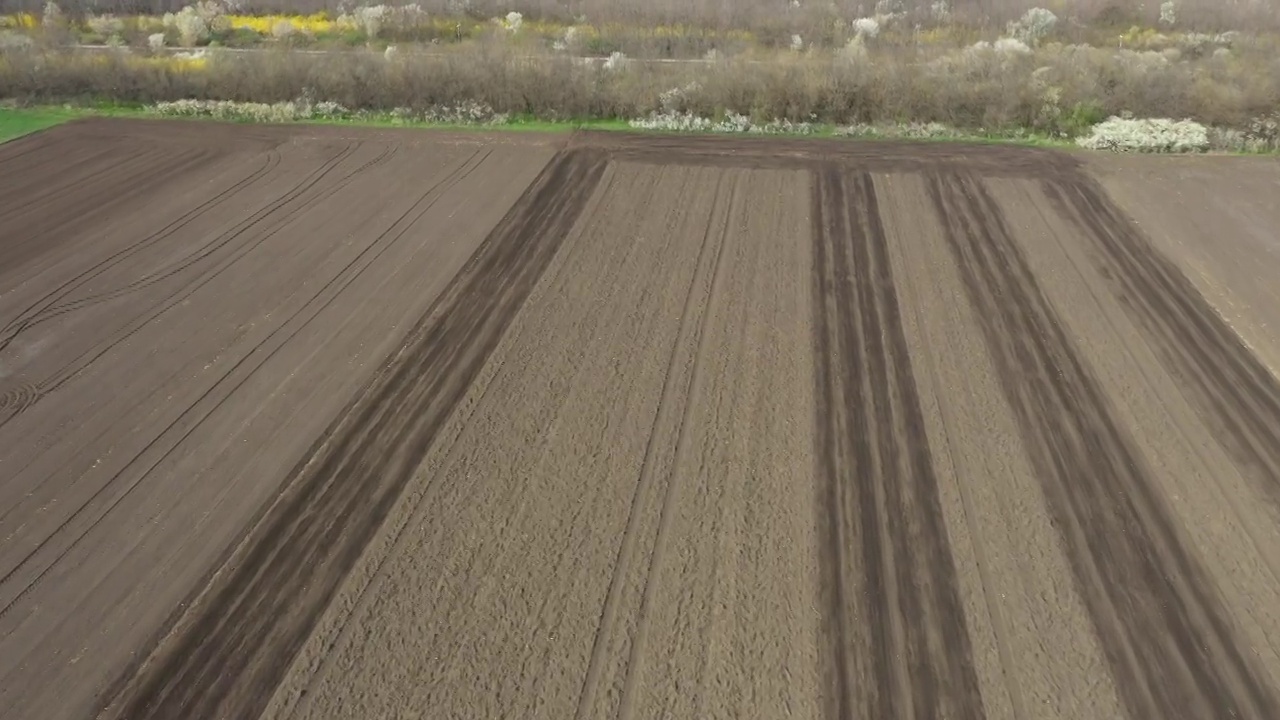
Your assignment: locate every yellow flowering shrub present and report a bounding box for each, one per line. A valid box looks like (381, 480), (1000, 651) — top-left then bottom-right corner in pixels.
(227, 13), (344, 36)
(0, 13), (38, 29)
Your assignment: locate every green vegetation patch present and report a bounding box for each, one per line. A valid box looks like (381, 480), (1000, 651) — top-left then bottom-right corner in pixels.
(0, 107), (75, 142)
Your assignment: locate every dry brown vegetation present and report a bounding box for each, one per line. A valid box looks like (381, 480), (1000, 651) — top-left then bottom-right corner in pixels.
(3, 34), (1279, 140)
(1, 0), (1278, 144)
(2, 0), (1279, 32)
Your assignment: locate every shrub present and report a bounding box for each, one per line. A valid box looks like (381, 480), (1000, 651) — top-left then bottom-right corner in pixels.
(1006, 8), (1057, 46)
(86, 14), (126, 41)
(629, 109), (815, 134)
(41, 1), (64, 32)
(836, 121), (957, 139)
(0, 29), (33, 49)
(1076, 116), (1210, 152)
(340, 5), (388, 39)
(271, 20), (295, 39)
(629, 110), (712, 131)
(415, 99), (507, 124)
(993, 37), (1031, 54)
(852, 18), (880, 39)
(163, 6), (218, 46)
(1, 37), (1275, 140)
(158, 96), (510, 127)
(602, 50), (627, 70)
(839, 34), (870, 62)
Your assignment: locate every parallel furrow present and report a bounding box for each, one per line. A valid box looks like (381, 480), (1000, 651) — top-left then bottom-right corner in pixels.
(0, 142), (393, 428)
(0, 146), (491, 617)
(97, 148), (608, 720)
(926, 172), (1280, 720)
(1043, 178), (1280, 506)
(0, 148), (281, 345)
(0, 145), (216, 274)
(813, 165), (984, 720)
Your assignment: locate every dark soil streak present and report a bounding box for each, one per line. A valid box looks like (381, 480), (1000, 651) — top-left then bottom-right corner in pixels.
(813, 165), (984, 720)
(927, 171), (1280, 720)
(1043, 178), (1280, 508)
(97, 148), (607, 720)
(573, 130), (1079, 178)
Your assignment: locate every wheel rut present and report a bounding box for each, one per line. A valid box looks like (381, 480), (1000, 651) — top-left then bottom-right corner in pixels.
(812, 165), (985, 720)
(1043, 178), (1280, 509)
(926, 171), (1280, 720)
(96, 148), (607, 720)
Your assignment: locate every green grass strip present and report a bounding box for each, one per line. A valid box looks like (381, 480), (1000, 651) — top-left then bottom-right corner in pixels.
(0, 102), (1187, 154)
(2, 102), (1072, 148)
(0, 107), (77, 142)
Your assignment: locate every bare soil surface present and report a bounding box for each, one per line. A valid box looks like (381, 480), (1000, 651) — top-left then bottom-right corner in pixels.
(2, 121), (1279, 720)
(0, 118), (562, 720)
(1085, 154), (1280, 377)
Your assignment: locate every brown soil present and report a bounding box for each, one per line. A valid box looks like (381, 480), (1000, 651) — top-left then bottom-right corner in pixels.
(1, 120), (1279, 720)
(0, 118), (563, 720)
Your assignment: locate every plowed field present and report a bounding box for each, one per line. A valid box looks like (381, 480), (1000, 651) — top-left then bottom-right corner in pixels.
(2, 119), (1280, 720)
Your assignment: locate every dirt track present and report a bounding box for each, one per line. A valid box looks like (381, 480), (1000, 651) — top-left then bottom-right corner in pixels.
(2, 119), (1280, 720)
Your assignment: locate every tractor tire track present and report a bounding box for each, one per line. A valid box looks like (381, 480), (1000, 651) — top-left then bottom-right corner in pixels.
(0, 142), (396, 427)
(0, 128), (71, 168)
(29, 144), (389, 323)
(1042, 179), (1280, 509)
(926, 171), (1280, 720)
(0, 143), (125, 200)
(572, 171), (730, 720)
(813, 166), (985, 720)
(97, 147), (606, 720)
(0, 145), (216, 274)
(0, 143), (350, 351)
(0, 146), (204, 224)
(0, 148), (282, 350)
(0, 146), (491, 617)
(615, 171), (740, 720)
